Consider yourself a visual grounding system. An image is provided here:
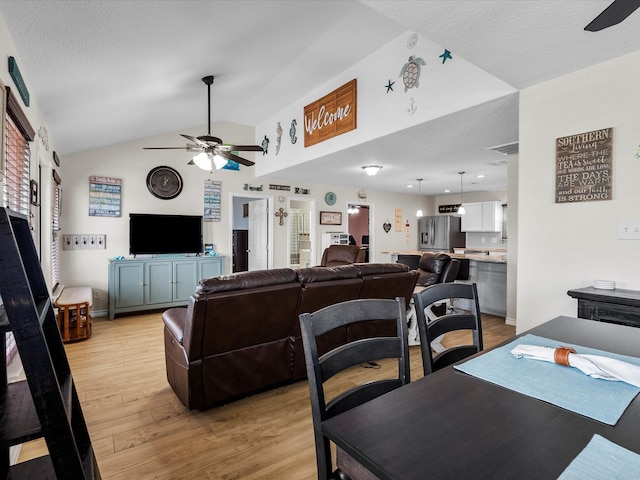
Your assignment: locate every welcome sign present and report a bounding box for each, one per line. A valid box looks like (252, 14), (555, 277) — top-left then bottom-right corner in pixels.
(304, 79), (357, 147)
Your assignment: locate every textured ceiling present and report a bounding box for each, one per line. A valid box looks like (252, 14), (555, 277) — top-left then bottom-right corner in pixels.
(1, 0), (639, 195)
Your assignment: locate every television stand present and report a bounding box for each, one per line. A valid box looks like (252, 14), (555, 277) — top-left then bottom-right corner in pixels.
(108, 255), (225, 319)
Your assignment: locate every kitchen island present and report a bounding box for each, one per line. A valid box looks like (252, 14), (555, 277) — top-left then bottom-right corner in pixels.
(383, 249), (507, 317)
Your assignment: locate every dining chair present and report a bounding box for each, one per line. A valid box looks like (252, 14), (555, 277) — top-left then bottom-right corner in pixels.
(413, 282), (483, 376)
(299, 297), (410, 480)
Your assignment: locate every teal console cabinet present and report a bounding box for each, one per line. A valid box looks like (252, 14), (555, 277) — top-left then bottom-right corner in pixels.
(108, 256), (225, 319)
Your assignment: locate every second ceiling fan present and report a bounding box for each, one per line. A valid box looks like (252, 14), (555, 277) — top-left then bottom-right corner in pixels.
(144, 75), (263, 170)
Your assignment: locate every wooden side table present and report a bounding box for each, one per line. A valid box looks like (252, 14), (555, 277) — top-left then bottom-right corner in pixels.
(54, 286), (93, 342)
(567, 286), (640, 328)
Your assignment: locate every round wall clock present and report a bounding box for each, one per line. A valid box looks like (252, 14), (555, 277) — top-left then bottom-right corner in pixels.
(325, 192), (337, 205)
(146, 166), (183, 200)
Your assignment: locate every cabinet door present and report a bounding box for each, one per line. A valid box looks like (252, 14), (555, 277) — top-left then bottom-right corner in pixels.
(481, 201), (502, 232)
(113, 262), (145, 308)
(461, 203), (483, 231)
(146, 261), (173, 305)
(173, 260), (198, 302)
(200, 257), (224, 280)
(477, 263), (507, 316)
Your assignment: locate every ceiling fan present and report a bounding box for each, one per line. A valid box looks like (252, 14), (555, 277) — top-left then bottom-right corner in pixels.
(584, 0), (640, 31)
(144, 75), (263, 170)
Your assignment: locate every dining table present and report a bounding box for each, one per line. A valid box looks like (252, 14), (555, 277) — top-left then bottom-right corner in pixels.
(322, 316), (640, 479)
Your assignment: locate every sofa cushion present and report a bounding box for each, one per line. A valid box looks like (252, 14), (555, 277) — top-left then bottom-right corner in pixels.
(417, 271), (439, 287)
(355, 262), (409, 276)
(197, 268), (298, 294)
(296, 264), (359, 284)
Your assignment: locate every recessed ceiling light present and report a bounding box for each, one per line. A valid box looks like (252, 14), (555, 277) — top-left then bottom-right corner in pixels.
(444, 189), (450, 193)
(477, 174), (485, 178)
(407, 184), (414, 188)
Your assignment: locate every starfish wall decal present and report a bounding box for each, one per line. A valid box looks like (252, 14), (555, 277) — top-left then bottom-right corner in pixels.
(440, 49), (453, 64)
(385, 79), (395, 93)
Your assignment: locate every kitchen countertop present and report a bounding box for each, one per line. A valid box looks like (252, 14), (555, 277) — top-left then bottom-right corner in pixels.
(382, 250), (507, 264)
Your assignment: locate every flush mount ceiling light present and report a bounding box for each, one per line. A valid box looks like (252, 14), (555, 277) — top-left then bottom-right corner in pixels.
(362, 165), (382, 176)
(416, 178), (423, 217)
(458, 172), (466, 215)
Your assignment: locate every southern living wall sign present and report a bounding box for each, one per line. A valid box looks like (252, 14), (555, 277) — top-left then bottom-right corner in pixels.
(555, 127), (613, 204)
(304, 79), (357, 147)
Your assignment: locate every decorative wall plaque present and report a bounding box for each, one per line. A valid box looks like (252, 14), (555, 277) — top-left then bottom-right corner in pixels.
(304, 79), (357, 147)
(556, 127), (613, 204)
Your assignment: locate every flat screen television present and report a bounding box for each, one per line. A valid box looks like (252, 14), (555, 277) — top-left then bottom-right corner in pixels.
(129, 213), (203, 255)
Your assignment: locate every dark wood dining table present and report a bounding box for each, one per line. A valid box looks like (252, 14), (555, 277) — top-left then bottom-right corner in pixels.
(322, 316), (640, 479)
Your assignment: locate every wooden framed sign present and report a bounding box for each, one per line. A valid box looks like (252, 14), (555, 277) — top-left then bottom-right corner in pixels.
(555, 127), (613, 204)
(304, 79), (357, 147)
(320, 211), (342, 225)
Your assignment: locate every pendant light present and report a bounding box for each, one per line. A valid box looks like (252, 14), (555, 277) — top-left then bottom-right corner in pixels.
(416, 178), (423, 217)
(458, 172), (466, 215)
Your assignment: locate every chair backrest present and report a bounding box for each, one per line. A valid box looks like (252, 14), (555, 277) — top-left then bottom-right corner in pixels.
(441, 258), (460, 283)
(416, 252), (452, 286)
(299, 297), (409, 480)
(413, 282), (483, 376)
(396, 254), (421, 270)
(320, 244), (365, 266)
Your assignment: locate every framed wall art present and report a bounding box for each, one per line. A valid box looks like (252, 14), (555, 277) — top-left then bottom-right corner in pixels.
(320, 211), (342, 225)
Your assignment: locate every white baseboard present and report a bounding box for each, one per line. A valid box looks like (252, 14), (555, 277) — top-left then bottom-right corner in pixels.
(505, 316), (516, 326)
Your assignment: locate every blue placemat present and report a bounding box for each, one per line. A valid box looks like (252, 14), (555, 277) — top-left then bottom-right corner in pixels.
(558, 434), (640, 479)
(454, 334), (640, 425)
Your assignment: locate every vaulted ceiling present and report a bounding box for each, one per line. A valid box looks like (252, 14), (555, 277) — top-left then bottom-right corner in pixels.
(1, 1), (639, 194)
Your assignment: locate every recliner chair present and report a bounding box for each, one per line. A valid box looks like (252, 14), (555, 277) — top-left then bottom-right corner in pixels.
(320, 244), (365, 266)
(415, 252), (460, 287)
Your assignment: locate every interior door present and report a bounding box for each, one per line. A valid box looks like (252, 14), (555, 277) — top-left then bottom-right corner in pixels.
(248, 198), (269, 271)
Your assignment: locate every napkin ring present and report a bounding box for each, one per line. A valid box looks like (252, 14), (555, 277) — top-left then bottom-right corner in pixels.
(554, 347), (576, 366)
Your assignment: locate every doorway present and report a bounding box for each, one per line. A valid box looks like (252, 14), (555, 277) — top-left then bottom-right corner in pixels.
(230, 193), (274, 272)
(287, 197), (316, 268)
(347, 203), (372, 262)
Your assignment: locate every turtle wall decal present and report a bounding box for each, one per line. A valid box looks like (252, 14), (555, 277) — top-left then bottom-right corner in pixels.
(399, 55), (426, 92)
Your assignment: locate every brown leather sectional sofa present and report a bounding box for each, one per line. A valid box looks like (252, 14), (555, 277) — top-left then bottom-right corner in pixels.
(162, 263), (419, 410)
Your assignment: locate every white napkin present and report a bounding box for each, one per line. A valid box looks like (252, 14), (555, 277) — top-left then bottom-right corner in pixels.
(511, 344), (640, 388)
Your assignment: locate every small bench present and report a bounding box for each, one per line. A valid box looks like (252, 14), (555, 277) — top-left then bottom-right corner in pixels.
(54, 286), (92, 343)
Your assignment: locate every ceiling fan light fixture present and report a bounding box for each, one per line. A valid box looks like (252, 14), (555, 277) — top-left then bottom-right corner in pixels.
(193, 152), (212, 171)
(362, 165), (382, 176)
(213, 154), (228, 170)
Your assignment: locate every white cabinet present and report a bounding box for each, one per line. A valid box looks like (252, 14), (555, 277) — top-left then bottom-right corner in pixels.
(321, 232), (349, 252)
(461, 201), (502, 232)
(460, 260), (506, 317)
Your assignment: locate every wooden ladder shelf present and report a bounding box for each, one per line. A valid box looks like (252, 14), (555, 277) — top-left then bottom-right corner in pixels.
(0, 208), (100, 478)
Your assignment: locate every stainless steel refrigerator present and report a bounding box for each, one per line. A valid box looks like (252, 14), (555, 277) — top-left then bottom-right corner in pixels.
(418, 215), (465, 252)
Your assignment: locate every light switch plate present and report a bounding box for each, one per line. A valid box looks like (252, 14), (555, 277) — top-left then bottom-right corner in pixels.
(618, 220), (640, 240)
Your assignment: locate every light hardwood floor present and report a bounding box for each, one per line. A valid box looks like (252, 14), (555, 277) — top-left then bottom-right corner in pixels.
(18, 311), (514, 479)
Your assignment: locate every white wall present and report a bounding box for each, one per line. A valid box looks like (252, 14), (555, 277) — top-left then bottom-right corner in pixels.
(517, 50), (640, 333)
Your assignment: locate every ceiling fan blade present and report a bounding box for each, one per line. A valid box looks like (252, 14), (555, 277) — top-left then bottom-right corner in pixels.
(180, 133), (210, 148)
(219, 150), (255, 167)
(585, 0), (640, 31)
(143, 146), (190, 150)
(222, 145), (264, 152)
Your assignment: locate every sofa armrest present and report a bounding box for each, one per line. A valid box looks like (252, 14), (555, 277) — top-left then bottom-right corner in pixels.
(163, 296), (197, 357)
(163, 307), (187, 345)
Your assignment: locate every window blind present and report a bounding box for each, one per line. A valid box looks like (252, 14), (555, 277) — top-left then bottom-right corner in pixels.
(51, 170), (62, 291)
(3, 112), (30, 215)
(3, 87), (34, 366)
